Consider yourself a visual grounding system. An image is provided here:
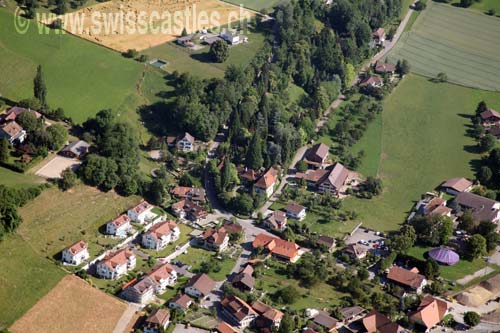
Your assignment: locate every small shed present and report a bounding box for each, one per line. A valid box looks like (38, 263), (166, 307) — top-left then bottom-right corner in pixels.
(60, 140), (90, 159)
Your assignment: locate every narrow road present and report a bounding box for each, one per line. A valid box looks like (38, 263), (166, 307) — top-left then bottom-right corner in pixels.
(113, 303), (142, 333)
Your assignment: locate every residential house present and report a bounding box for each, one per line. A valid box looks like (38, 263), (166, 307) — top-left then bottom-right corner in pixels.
(147, 263), (178, 294)
(360, 310), (406, 333)
(1, 106), (42, 123)
(106, 214), (132, 237)
(238, 167), (262, 184)
(176, 34), (194, 46)
(142, 220), (180, 250)
(170, 186), (206, 203)
(203, 35), (224, 45)
(200, 227), (229, 252)
(455, 191), (500, 223)
(60, 140), (91, 159)
(216, 321), (238, 333)
(480, 109), (500, 127)
(220, 295), (258, 328)
(313, 311), (339, 332)
(168, 294), (193, 312)
(0, 121), (26, 144)
(317, 235), (336, 252)
(61, 240), (89, 265)
(340, 306), (367, 324)
(184, 273), (216, 299)
(252, 300), (284, 329)
(252, 233), (301, 263)
(303, 143), (329, 169)
(232, 264), (255, 292)
(416, 197), (452, 218)
(254, 167), (278, 198)
(296, 163), (349, 196)
(122, 276), (155, 304)
(371, 28), (385, 47)
(176, 132), (195, 152)
(221, 220), (243, 237)
(374, 61), (397, 75)
(440, 177), (473, 195)
(128, 200), (155, 224)
(263, 210), (287, 231)
(409, 296), (449, 331)
(171, 199), (208, 222)
(344, 243), (367, 260)
(96, 248), (136, 279)
(143, 309), (170, 333)
(221, 30), (240, 44)
(359, 75), (384, 88)
(285, 202), (306, 220)
(387, 266), (427, 294)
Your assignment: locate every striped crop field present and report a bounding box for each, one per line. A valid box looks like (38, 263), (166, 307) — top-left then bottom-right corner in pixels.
(388, 2), (500, 91)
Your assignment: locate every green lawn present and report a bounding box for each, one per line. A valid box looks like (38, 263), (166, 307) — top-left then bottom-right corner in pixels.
(451, 0), (500, 15)
(222, 0), (288, 12)
(0, 167), (44, 188)
(401, 0), (415, 19)
(350, 112), (383, 177)
(142, 224), (194, 259)
(343, 74), (500, 232)
(388, 1), (500, 91)
(407, 245), (488, 282)
(175, 246), (237, 281)
(0, 235), (66, 329)
(0, 9), (145, 123)
(142, 30), (266, 79)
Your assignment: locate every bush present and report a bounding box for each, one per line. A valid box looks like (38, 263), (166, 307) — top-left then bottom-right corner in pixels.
(123, 49), (139, 58)
(464, 311), (480, 327)
(414, 1), (427, 10)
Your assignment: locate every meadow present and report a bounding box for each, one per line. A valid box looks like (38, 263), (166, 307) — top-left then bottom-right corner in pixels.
(0, 167), (44, 188)
(223, 0), (288, 12)
(343, 74), (500, 232)
(0, 9), (144, 123)
(388, 2), (500, 91)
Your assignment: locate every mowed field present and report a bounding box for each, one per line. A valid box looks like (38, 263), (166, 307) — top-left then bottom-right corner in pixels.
(343, 74), (500, 232)
(9, 275), (129, 333)
(223, 0), (287, 12)
(0, 9), (144, 123)
(0, 167), (45, 188)
(388, 2), (500, 91)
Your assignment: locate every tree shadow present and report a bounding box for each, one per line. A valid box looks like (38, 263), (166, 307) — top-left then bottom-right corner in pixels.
(463, 144), (480, 154)
(468, 158), (483, 175)
(190, 52), (215, 64)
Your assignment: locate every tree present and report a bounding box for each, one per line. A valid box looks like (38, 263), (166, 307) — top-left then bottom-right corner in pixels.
(16, 112), (41, 132)
(476, 101), (488, 115)
(413, 1), (427, 10)
(46, 124), (68, 150)
(436, 72), (448, 82)
(231, 193), (253, 215)
(33, 65), (47, 106)
(209, 40), (229, 63)
(181, 27), (188, 36)
(479, 166), (493, 183)
(0, 138), (9, 163)
(295, 160), (308, 172)
(392, 225), (416, 253)
(245, 133), (263, 170)
(59, 168), (77, 190)
(463, 311), (480, 327)
(396, 59), (410, 76)
(479, 134), (496, 153)
(467, 234), (487, 260)
(275, 286), (298, 304)
(410, 214), (453, 246)
(460, 0), (473, 8)
(279, 313), (295, 333)
(55, 0), (68, 14)
(424, 258), (440, 279)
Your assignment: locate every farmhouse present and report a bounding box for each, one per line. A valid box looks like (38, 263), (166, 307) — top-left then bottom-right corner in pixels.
(200, 227), (229, 252)
(168, 294), (193, 311)
(170, 186), (206, 202)
(128, 200), (155, 224)
(252, 233), (301, 263)
(142, 220), (180, 250)
(252, 300), (284, 329)
(409, 296), (448, 331)
(254, 167), (278, 198)
(374, 61), (396, 75)
(455, 191), (500, 223)
(440, 177), (473, 195)
(143, 309), (170, 333)
(359, 75), (384, 88)
(106, 214), (132, 237)
(61, 240), (89, 265)
(387, 266), (427, 294)
(480, 109), (500, 127)
(263, 210), (287, 231)
(303, 143), (329, 168)
(285, 202), (306, 220)
(296, 162), (350, 195)
(96, 248), (136, 279)
(60, 140), (91, 159)
(1, 106), (42, 122)
(0, 121), (26, 143)
(171, 199), (208, 222)
(232, 264), (255, 292)
(220, 295), (258, 328)
(184, 273), (216, 299)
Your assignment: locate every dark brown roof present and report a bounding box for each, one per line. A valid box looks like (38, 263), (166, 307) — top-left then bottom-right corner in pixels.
(145, 308), (170, 326)
(251, 300), (283, 322)
(456, 191), (500, 222)
(185, 273), (216, 297)
(314, 311), (338, 329)
(285, 202), (305, 215)
(321, 163), (349, 190)
(304, 143), (329, 164)
(480, 109), (500, 120)
(387, 266), (426, 289)
(222, 221), (243, 234)
(221, 295), (257, 321)
(374, 61), (396, 73)
(360, 75), (384, 87)
(169, 294), (193, 310)
(441, 177), (472, 192)
(488, 125), (500, 136)
(317, 235), (336, 249)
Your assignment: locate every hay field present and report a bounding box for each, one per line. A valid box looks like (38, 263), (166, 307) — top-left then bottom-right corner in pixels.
(10, 275), (129, 333)
(70, 0), (255, 51)
(388, 1), (500, 91)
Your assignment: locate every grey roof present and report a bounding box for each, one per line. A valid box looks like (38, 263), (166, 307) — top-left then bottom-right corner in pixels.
(455, 192), (500, 222)
(62, 140), (90, 155)
(314, 311), (338, 329)
(320, 162), (349, 190)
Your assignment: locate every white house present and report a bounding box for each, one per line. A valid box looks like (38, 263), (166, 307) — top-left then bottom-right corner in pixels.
(106, 214), (132, 237)
(147, 263), (178, 294)
(96, 249), (136, 279)
(184, 273), (216, 299)
(175, 132), (195, 152)
(254, 167), (278, 198)
(285, 202), (306, 220)
(143, 309), (170, 333)
(141, 220), (180, 250)
(168, 294), (193, 312)
(61, 240), (89, 265)
(128, 200), (155, 224)
(221, 30), (240, 44)
(0, 121), (26, 144)
(122, 263), (178, 304)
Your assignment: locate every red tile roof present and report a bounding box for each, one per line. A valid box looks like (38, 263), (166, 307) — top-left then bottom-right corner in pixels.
(110, 214), (131, 228)
(221, 295), (257, 321)
(65, 240), (88, 255)
(101, 248), (134, 269)
(441, 177), (472, 192)
(252, 234), (299, 261)
(130, 200), (153, 214)
(0, 121), (24, 137)
(362, 310), (403, 333)
(372, 28), (385, 39)
(216, 321), (238, 333)
(146, 220), (177, 240)
(409, 296), (448, 329)
(202, 228), (228, 246)
(147, 263), (176, 283)
(255, 167), (278, 189)
(145, 308), (170, 326)
(387, 266), (426, 289)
